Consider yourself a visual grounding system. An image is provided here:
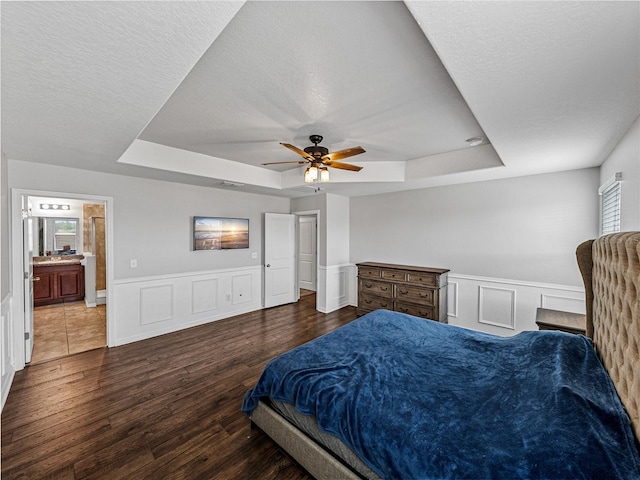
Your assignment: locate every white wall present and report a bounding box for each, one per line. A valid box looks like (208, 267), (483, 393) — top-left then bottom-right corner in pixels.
(325, 194), (350, 266)
(350, 168), (599, 334)
(1, 152), (9, 299)
(599, 115), (640, 231)
(8, 160), (290, 279)
(350, 168), (599, 286)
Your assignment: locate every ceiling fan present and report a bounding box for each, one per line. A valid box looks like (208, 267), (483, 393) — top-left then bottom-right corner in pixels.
(261, 135), (365, 182)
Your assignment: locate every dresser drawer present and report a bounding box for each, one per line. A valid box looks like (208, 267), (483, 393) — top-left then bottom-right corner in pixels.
(395, 285), (434, 305)
(359, 293), (392, 311)
(380, 269), (407, 282)
(395, 302), (435, 320)
(359, 266), (382, 279)
(406, 272), (438, 287)
(359, 279), (392, 298)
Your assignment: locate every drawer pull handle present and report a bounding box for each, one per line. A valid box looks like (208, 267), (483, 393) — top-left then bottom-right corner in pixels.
(381, 303), (388, 308)
(419, 293), (429, 298)
(380, 286), (388, 291)
(399, 289), (408, 295)
(33, 277), (40, 281)
(365, 283), (372, 288)
(399, 307), (408, 313)
(365, 299), (372, 304)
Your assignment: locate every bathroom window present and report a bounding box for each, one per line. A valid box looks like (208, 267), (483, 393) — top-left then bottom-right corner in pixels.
(54, 219), (77, 251)
(599, 173), (622, 236)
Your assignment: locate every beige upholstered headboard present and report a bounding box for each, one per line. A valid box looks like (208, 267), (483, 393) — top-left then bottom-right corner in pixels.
(577, 232), (640, 441)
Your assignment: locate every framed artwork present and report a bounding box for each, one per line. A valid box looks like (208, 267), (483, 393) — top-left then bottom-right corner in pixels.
(193, 217), (249, 250)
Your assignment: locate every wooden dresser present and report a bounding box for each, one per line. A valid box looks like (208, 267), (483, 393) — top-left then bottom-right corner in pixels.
(356, 262), (449, 323)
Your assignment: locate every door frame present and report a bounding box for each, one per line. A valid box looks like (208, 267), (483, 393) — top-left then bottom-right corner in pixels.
(296, 214), (317, 293)
(293, 209), (320, 311)
(10, 188), (115, 370)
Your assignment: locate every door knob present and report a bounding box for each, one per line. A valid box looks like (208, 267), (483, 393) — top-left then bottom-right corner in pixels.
(266, 264), (271, 267)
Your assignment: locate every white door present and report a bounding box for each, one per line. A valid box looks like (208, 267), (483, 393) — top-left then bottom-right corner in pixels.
(22, 197), (34, 363)
(264, 213), (296, 308)
(298, 215), (317, 292)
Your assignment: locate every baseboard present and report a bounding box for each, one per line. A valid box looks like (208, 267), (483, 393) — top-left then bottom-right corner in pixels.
(113, 303), (262, 347)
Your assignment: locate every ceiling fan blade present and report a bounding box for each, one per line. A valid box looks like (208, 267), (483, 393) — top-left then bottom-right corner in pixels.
(325, 161), (363, 172)
(261, 160), (308, 166)
(322, 146), (365, 162)
(281, 143), (314, 160)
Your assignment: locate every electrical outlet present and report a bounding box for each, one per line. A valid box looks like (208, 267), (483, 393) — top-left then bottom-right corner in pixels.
(251, 251), (257, 259)
(130, 259), (137, 268)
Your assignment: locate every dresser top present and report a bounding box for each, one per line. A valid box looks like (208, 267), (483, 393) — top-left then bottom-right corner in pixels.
(356, 262), (449, 275)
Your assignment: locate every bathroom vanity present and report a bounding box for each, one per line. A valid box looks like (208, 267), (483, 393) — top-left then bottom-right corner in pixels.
(32, 256), (85, 306)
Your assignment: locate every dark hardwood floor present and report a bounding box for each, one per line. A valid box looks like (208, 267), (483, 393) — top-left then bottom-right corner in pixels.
(2, 292), (358, 479)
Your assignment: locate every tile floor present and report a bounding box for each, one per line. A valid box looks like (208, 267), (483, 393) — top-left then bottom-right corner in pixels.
(31, 301), (106, 364)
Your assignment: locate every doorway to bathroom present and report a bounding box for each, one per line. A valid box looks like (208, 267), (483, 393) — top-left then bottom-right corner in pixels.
(11, 189), (113, 367)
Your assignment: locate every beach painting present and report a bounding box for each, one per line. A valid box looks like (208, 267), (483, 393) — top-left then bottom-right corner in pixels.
(194, 217), (249, 250)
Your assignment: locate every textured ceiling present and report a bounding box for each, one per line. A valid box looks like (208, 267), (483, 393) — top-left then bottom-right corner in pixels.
(2, 1), (639, 198)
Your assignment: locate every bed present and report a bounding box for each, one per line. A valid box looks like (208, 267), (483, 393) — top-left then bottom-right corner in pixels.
(243, 232), (640, 479)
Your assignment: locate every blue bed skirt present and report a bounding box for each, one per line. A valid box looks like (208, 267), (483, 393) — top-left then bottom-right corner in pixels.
(243, 309), (640, 479)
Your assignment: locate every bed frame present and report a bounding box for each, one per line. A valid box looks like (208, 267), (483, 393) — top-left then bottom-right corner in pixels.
(250, 232), (640, 479)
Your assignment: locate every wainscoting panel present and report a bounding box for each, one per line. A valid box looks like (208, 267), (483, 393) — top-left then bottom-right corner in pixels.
(448, 274), (585, 336)
(447, 281), (459, 318)
(317, 265), (352, 313)
(347, 267), (585, 336)
(540, 294), (585, 314)
(478, 286), (516, 330)
(232, 274), (253, 306)
(140, 285), (174, 325)
(113, 266), (261, 346)
(192, 278), (219, 315)
(1, 294), (15, 411)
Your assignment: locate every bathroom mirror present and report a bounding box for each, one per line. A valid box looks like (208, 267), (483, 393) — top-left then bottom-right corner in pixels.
(35, 217), (80, 256)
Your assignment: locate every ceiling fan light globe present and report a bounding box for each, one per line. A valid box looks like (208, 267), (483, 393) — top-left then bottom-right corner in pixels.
(320, 168), (330, 182)
(308, 166), (318, 181)
(304, 167), (314, 183)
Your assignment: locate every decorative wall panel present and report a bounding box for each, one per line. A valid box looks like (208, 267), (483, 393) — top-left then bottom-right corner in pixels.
(540, 294), (585, 314)
(1, 295), (15, 411)
(140, 285), (174, 325)
(447, 281), (459, 318)
(318, 265), (351, 313)
(479, 286), (516, 329)
(192, 278), (219, 314)
(232, 274), (252, 305)
(113, 266), (261, 346)
(445, 273), (585, 336)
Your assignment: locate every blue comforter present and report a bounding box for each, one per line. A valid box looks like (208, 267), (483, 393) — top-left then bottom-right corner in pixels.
(243, 309), (640, 479)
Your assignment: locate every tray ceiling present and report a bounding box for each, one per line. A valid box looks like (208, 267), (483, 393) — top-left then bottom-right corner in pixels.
(2, 1), (638, 197)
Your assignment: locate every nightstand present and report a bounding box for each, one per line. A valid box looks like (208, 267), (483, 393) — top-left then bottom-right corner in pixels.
(536, 308), (586, 335)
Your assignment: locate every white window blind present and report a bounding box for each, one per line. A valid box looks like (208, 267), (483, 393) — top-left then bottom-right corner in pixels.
(599, 173), (622, 235)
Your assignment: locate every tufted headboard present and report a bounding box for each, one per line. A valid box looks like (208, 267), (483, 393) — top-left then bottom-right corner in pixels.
(577, 231), (640, 441)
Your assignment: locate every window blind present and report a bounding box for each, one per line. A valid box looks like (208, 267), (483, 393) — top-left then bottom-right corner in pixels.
(54, 233), (76, 251)
(599, 173), (622, 235)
